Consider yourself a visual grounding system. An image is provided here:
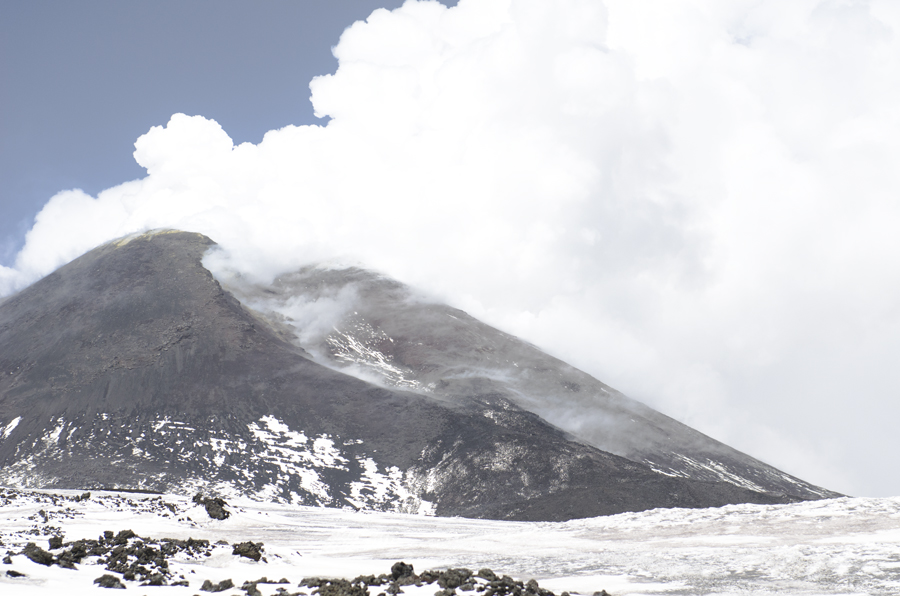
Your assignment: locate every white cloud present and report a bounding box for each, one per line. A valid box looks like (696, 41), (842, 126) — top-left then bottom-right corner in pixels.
(3, 0), (900, 496)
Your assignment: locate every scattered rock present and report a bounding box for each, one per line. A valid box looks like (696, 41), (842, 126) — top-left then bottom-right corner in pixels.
(94, 574), (126, 589)
(392, 562), (415, 581)
(353, 574), (390, 587)
(300, 577), (324, 588)
(113, 529), (136, 545)
(318, 578), (369, 596)
(193, 492), (231, 520)
(142, 572), (168, 586)
(477, 570), (498, 582)
(23, 542), (54, 566)
(232, 541), (264, 561)
(7, 537), (609, 596)
(249, 576), (290, 584)
(202, 578), (235, 592)
(438, 569), (472, 589)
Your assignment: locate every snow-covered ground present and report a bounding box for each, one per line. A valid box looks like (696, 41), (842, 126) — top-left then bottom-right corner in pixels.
(2, 488), (900, 595)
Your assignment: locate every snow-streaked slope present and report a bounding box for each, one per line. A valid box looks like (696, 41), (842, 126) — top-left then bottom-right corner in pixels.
(0, 231), (807, 520)
(219, 266), (836, 501)
(2, 488), (899, 596)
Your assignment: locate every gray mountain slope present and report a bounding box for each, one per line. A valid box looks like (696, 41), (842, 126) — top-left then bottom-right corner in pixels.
(0, 231), (832, 521)
(221, 264), (839, 502)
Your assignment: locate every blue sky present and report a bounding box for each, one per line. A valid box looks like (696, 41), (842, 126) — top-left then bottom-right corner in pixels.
(1, 0), (452, 262)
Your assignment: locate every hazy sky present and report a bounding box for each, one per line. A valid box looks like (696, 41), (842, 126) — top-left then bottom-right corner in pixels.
(2, 0), (900, 498)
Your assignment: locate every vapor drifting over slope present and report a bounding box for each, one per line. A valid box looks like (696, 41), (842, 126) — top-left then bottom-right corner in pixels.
(2, 0), (900, 497)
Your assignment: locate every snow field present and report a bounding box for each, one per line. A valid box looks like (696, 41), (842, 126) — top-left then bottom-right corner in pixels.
(2, 489), (900, 595)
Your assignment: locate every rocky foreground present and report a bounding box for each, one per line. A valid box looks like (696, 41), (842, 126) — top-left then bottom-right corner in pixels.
(1, 488), (612, 595)
(7, 537), (609, 596)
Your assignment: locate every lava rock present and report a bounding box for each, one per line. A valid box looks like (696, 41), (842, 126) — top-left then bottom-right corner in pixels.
(48, 535), (64, 550)
(6, 569), (26, 578)
(318, 578), (369, 596)
(23, 542), (54, 566)
(353, 574), (385, 586)
(142, 573), (168, 586)
(94, 574), (126, 589)
(438, 569), (472, 589)
(392, 562), (415, 581)
(202, 578), (235, 592)
(113, 529), (136, 545)
(193, 492), (231, 520)
(232, 541), (263, 561)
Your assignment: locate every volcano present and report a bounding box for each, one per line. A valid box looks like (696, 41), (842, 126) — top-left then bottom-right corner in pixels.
(0, 231), (838, 521)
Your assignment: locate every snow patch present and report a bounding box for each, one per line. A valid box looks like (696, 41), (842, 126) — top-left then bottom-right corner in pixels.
(1, 416), (20, 440)
(348, 457), (435, 515)
(326, 316), (425, 391)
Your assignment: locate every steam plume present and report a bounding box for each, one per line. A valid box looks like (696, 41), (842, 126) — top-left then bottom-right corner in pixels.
(3, 0), (900, 496)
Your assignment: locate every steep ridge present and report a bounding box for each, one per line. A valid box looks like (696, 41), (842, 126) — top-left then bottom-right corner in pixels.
(0, 231), (830, 521)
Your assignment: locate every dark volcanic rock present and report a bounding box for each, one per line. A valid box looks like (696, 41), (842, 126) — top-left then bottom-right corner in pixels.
(23, 542), (54, 566)
(94, 574), (125, 589)
(0, 230), (834, 521)
(437, 568), (472, 589)
(232, 541), (263, 562)
(391, 561), (414, 581)
(316, 578), (369, 596)
(194, 493), (230, 520)
(142, 572), (167, 586)
(201, 578), (235, 592)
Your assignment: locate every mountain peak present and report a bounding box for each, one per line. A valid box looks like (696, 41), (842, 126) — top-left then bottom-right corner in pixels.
(0, 231), (837, 520)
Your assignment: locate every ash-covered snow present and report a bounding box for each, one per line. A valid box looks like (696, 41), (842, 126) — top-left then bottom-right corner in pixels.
(2, 488), (900, 595)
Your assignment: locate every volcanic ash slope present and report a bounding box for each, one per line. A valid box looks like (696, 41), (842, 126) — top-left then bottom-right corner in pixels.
(0, 231), (837, 520)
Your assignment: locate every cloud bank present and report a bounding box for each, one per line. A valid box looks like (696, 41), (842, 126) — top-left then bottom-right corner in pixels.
(3, 0), (900, 496)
